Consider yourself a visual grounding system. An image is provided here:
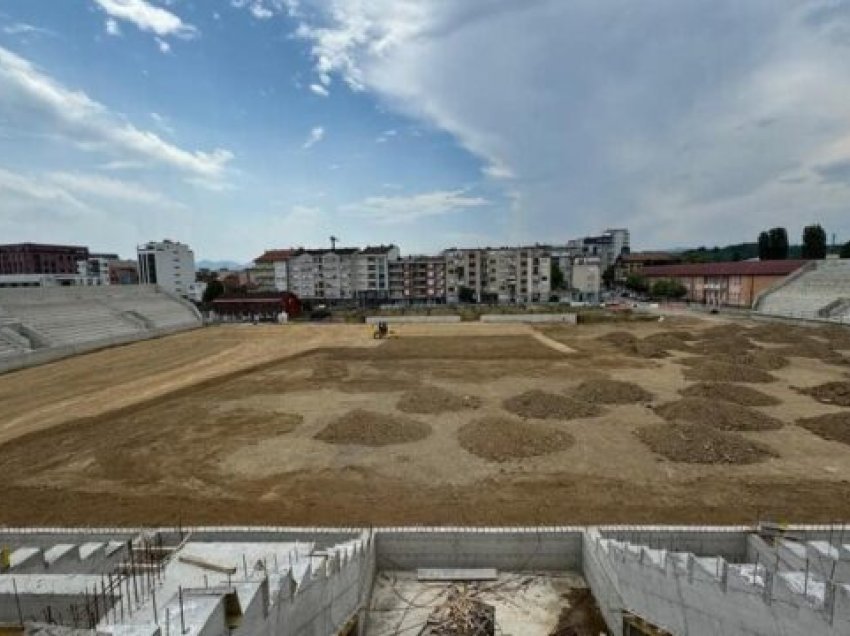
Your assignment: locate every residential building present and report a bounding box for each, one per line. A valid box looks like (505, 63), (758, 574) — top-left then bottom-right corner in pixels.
(288, 248), (358, 302)
(78, 253), (119, 285)
(352, 245), (399, 304)
(0, 243), (89, 276)
(615, 251), (681, 283)
(136, 240), (196, 298)
(389, 255), (447, 304)
(251, 250), (294, 292)
(641, 260), (809, 307)
(570, 256), (602, 303)
(444, 248), (484, 302)
(565, 228), (630, 271)
(482, 246), (552, 303)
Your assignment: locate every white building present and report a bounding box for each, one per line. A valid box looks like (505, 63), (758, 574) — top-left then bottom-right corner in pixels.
(77, 253), (118, 286)
(444, 248), (484, 303)
(251, 250), (294, 292)
(482, 247), (551, 304)
(352, 245), (399, 302)
(570, 256), (601, 303)
(137, 240), (196, 298)
(288, 248), (358, 301)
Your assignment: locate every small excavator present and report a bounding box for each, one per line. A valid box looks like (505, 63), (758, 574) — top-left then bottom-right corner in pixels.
(372, 320), (396, 339)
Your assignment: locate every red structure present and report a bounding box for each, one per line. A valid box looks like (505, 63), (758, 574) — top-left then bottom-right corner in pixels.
(0, 243), (89, 275)
(211, 292), (301, 320)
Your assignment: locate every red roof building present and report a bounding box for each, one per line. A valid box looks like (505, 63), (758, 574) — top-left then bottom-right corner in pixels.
(641, 260), (808, 307)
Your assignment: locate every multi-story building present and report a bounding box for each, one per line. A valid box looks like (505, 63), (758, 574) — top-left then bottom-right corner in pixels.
(251, 250), (293, 292)
(389, 255), (447, 304)
(615, 251), (680, 283)
(136, 240), (196, 298)
(566, 228), (630, 272)
(288, 248), (358, 302)
(77, 253), (119, 285)
(570, 256), (602, 303)
(352, 245), (399, 304)
(0, 243), (89, 275)
(481, 246), (552, 303)
(108, 260), (140, 285)
(444, 248), (484, 303)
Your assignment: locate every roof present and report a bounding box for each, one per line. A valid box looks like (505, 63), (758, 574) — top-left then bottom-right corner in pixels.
(361, 244), (398, 255)
(254, 249), (294, 263)
(641, 259), (808, 278)
(619, 251), (678, 263)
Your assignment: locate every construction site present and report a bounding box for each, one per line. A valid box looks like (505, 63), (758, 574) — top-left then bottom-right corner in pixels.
(2, 299), (850, 634)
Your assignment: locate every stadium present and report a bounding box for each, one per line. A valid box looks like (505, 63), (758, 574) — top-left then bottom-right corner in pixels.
(0, 274), (849, 634)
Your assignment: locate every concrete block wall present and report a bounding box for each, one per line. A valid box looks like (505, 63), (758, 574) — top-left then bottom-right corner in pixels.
(479, 313), (577, 323)
(365, 315), (461, 324)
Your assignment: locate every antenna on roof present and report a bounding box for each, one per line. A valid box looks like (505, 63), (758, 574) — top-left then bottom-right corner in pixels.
(330, 235), (338, 251)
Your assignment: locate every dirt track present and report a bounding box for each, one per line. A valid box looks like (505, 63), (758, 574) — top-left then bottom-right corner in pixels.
(1, 317), (849, 527)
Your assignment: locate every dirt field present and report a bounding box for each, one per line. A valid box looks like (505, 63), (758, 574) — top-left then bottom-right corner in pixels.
(1, 316), (849, 527)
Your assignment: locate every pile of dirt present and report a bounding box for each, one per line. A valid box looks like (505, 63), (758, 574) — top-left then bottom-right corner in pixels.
(457, 416), (574, 462)
(595, 331), (638, 346)
(642, 332), (695, 352)
(679, 350), (788, 371)
(625, 340), (671, 359)
(502, 390), (603, 420)
(549, 588), (609, 636)
(682, 361), (776, 384)
(314, 409), (432, 446)
(775, 339), (847, 365)
(798, 381), (850, 407)
(820, 325), (850, 350)
(574, 379), (654, 404)
(396, 386), (482, 414)
(679, 383), (780, 407)
(636, 422), (777, 464)
(796, 412), (850, 446)
(693, 334), (759, 355)
(654, 397), (783, 431)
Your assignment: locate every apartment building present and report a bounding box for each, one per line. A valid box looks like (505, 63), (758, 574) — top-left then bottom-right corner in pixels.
(0, 243), (89, 275)
(570, 256), (602, 303)
(566, 228), (630, 271)
(251, 249), (293, 292)
(444, 248), (484, 302)
(481, 247), (552, 303)
(389, 255), (447, 304)
(288, 248), (358, 301)
(352, 245), (399, 303)
(137, 240), (196, 298)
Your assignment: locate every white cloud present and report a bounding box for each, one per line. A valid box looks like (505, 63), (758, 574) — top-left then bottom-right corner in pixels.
(105, 18), (122, 36)
(3, 23), (54, 37)
(155, 37), (171, 53)
(0, 46), (233, 178)
(231, 0), (299, 19)
(309, 83), (329, 97)
(302, 125), (325, 149)
(46, 171), (184, 208)
(375, 128), (397, 143)
(0, 168), (92, 214)
(250, 4), (274, 20)
(342, 189), (487, 223)
(93, 0), (197, 38)
(294, 0), (850, 246)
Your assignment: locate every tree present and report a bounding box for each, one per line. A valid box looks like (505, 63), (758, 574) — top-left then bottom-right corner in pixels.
(625, 275), (648, 293)
(841, 241), (850, 259)
(758, 231), (770, 260)
(458, 285), (476, 303)
(763, 227), (789, 260)
(601, 265), (616, 289)
(802, 224), (827, 259)
(550, 261), (565, 290)
(202, 279), (225, 303)
(650, 279), (687, 300)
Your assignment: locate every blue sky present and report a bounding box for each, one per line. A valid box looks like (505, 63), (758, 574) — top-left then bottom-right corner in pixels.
(2, 1), (850, 261)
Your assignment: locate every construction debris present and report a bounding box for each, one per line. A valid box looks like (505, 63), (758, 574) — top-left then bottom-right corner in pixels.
(420, 584), (495, 636)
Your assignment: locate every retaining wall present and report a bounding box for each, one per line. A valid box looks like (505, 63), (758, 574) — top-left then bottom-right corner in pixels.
(479, 313), (577, 323)
(365, 315), (461, 324)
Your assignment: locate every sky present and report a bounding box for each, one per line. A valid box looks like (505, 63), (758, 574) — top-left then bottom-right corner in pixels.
(2, 1), (850, 262)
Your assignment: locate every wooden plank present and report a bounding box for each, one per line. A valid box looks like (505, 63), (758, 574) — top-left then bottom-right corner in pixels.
(178, 554), (237, 575)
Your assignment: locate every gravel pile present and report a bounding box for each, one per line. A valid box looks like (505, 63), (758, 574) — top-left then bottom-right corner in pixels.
(502, 390), (603, 420)
(314, 409), (432, 446)
(636, 422), (777, 464)
(574, 379), (654, 404)
(458, 416), (575, 462)
(796, 412), (850, 446)
(596, 331), (639, 346)
(642, 332), (695, 352)
(654, 397), (783, 431)
(798, 381), (850, 407)
(679, 382), (780, 407)
(776, 339), (847, 365)
(397, 386), (482, 414)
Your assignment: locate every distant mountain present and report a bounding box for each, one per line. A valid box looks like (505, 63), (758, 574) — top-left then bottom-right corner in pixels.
(196, 259), (246, 271)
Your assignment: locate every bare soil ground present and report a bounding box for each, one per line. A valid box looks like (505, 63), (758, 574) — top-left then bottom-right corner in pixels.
(0, 317), (849, 526)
